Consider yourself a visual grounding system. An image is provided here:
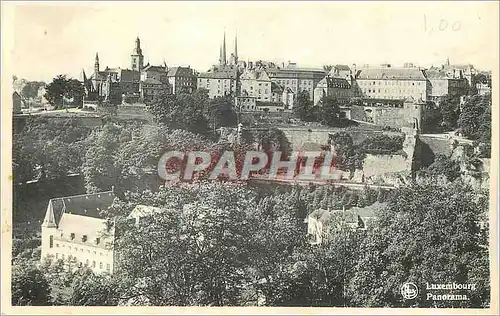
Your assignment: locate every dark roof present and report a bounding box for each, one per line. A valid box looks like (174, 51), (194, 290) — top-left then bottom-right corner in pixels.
(141, 78), (163, 85)
(425, 69), (451, 80)
(271, 82), (283, 92)
(357, 68), (427, 80)
(199, 65), (238, 79)
(43, 191), (115, 228)
(167, 66), (194, 77)
(321, 76), (351, 89)
(266, 67), (327, 79)
(91, 69), (140, 82)
(143, 65), (167, 73)
(334, 64), (351, 71)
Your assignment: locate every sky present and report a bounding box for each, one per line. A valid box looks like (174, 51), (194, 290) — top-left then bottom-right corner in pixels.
(3, 1), (499, 82)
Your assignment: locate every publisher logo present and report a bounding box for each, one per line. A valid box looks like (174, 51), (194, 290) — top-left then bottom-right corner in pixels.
(401, 282), (418, 300)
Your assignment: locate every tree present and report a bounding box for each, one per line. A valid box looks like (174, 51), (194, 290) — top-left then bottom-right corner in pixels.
(439, 95), (460, 130)
(12, 260), (52, 306)
(293, 90), (312, 121)
(82, 123), (124, 193)
(348, 182), (489, 307)
(147, 91), (210, 135)
(69, 270), (118, 306)
(253, 127), (291, 154)
(82, 122), (214, 193)
(317, 96), (341, 126)
(13, 117), (93, 183)
(113, 182), (258, 306)
(209, 96), (238, 128)
(21, 81), (45, 99)
(423, 154), (461, 182)
(458, 94), (491, 142)
(44, 75), (84, 109)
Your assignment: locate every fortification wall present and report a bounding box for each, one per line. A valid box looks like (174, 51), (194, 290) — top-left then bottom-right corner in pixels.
(362, 154), (409, 178)
(350, 103), (423, 130)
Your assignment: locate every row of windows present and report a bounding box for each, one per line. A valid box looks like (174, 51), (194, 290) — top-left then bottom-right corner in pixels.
(54, 253), (110, 271)
(363, 88), (422, 94)
(358, 80), (423, 86)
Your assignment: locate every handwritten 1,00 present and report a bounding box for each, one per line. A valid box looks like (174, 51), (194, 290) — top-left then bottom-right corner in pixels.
(423, 15), (461, 34)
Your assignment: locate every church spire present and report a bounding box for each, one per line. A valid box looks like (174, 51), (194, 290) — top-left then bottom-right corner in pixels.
(219, 44), (223, 65)
(222, 30), (227, 65)
(234, 32), (238, 63)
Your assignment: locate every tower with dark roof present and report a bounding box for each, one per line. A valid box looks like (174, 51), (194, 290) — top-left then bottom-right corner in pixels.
(131, 36), (144, 71)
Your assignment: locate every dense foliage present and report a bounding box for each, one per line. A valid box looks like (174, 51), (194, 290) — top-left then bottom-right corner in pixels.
(44, 75), (84, 108)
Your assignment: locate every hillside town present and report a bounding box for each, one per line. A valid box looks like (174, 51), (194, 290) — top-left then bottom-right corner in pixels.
(11, 28), (492, 309)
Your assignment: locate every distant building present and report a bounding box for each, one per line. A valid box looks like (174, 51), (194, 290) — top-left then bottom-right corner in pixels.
(240, 68), (272, 102)
(305, 204), (380, 245)
(83, 37), (148, 104)
(139, 64), (170, 102)
(167, 66), (197, 94)
(13, 91), (22, 114)
(265, 66), (327, 101)
(197, 32), (240, 99)
(313, 76), (353, 105)
(41, 191), (116, 274)
(355, 67), (430, 102)
(235, 93), (257, 112)
(425, 69), (469, 102)
(476, 83), (491, 95)
(128, 205), (162, 226)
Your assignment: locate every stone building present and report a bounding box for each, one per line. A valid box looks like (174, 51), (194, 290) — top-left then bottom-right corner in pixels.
(167, 66), (197, 95)
(235, 93), (257, 112)
(313, 76), (353, 105)
(139, 64), (170, 102)
(41, 191), (116, 274)
(240, 68), (273, 102)
(83, 37), (148, 104)
(425, 69), (469, 103)
(265, 66), (327, 101)
(306, 204), (380, 245)
(355, 65), (430, 102)
(197, 32), (240, 99)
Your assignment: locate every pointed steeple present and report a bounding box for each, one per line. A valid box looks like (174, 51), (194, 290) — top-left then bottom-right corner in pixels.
(42, 202), (57, 228)
(234, 33), (238, 63)
(219, 44), (223, 65)
(222, 30), (227, 65)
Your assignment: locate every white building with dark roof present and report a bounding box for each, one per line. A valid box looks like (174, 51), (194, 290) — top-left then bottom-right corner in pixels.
(355, 66), (431, 102)
(40, 191), (116, 274)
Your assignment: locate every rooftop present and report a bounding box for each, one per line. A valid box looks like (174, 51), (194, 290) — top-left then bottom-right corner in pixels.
(357, 68), (427, 80)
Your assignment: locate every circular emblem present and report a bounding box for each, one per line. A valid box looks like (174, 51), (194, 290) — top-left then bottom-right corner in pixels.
(401, 282), (418, 300)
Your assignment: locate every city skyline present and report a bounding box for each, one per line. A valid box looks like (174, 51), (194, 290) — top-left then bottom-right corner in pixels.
(4, 1), (498, 82)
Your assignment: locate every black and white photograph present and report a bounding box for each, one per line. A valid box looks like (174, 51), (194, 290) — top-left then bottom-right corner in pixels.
(1, 1), (498, 314)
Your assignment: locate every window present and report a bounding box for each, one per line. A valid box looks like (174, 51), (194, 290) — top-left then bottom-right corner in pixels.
(95, 238), (100, 245)
(106, 264), (110, 271)
(49, 235), (54, 248)
(55, 253), (58, 259)
(82, 235), (87, 242)
(92, 261), (96, 268)
(56, 243), (59, 248)
(62, 254), (65, 260)
(86, 259), (89, 266)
